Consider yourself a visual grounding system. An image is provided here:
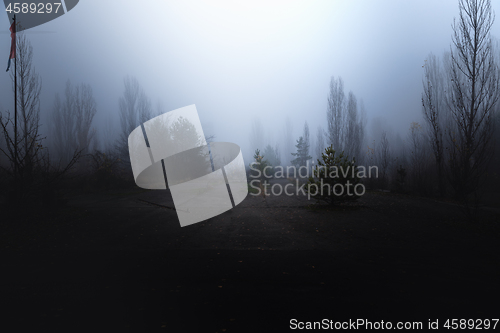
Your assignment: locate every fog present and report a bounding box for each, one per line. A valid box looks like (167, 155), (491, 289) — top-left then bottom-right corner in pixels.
(1, 0), (499, 164)
(3, 2), (500, 328)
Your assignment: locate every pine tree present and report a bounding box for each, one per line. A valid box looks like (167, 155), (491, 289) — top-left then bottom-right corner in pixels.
(263, 144), (280, 167)
(290, 136), (312, 167)
(306, 145), (361, 205)
(250, 149), (271, 185)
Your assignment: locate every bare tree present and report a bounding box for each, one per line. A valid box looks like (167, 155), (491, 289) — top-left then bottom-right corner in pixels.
(116, 76), (153, 165)
(369, 116), (387, 150)
(50, 93), (65, 161)
(308, 134), (315, 166)
(51, 80), (97, 165)
(358, 98), (368, 165)
(315, 125), (325, 163)
(0, 33), (80, 203)
(303, 121), (310, 160)
(446, 0), (500, 208)
(101, 114), (116, 152)
(327, 76), (345, 152)
(491, 105), (500, 183)
(377, 131), (391, 188)
(303, 121), (312, 170)
(137, 89), (153, 124)
(407, 122), (430, 194)
(344, 91), (364, 161)
(0, 32), (43, 188)
(422, 53), (446, 196)
(390, 132), (409, 192)
(326, 77), (365, 162)
(283, 116), (294, 166)
(75, 84), (98, 154)
(274, 142), (281, 166)
(249, 117), (265, 153)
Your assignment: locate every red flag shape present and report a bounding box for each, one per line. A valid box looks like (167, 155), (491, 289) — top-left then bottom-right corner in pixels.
(6, 21), (16, 72)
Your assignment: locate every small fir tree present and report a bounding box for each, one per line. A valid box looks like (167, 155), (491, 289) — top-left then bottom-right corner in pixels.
(291, 136), (312, 167)
(306, 145), (361, 205)
(250, 149), (271, 185)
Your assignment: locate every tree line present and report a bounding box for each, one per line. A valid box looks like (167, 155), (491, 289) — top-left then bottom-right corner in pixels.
(248, 0), (500, 216)
(0, 33), (164, 208)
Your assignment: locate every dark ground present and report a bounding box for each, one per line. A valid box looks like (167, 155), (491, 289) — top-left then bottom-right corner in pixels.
(1, 178), (500, 332)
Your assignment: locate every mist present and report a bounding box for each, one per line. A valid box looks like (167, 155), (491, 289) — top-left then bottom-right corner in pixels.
(2, 0), (498, 164)
(2, 1), (500, 331)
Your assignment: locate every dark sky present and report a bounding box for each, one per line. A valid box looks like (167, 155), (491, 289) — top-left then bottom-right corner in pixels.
(1, 0), (499, 161)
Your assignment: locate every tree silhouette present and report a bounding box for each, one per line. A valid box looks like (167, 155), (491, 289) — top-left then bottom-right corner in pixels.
(291, 136), (312, 168)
